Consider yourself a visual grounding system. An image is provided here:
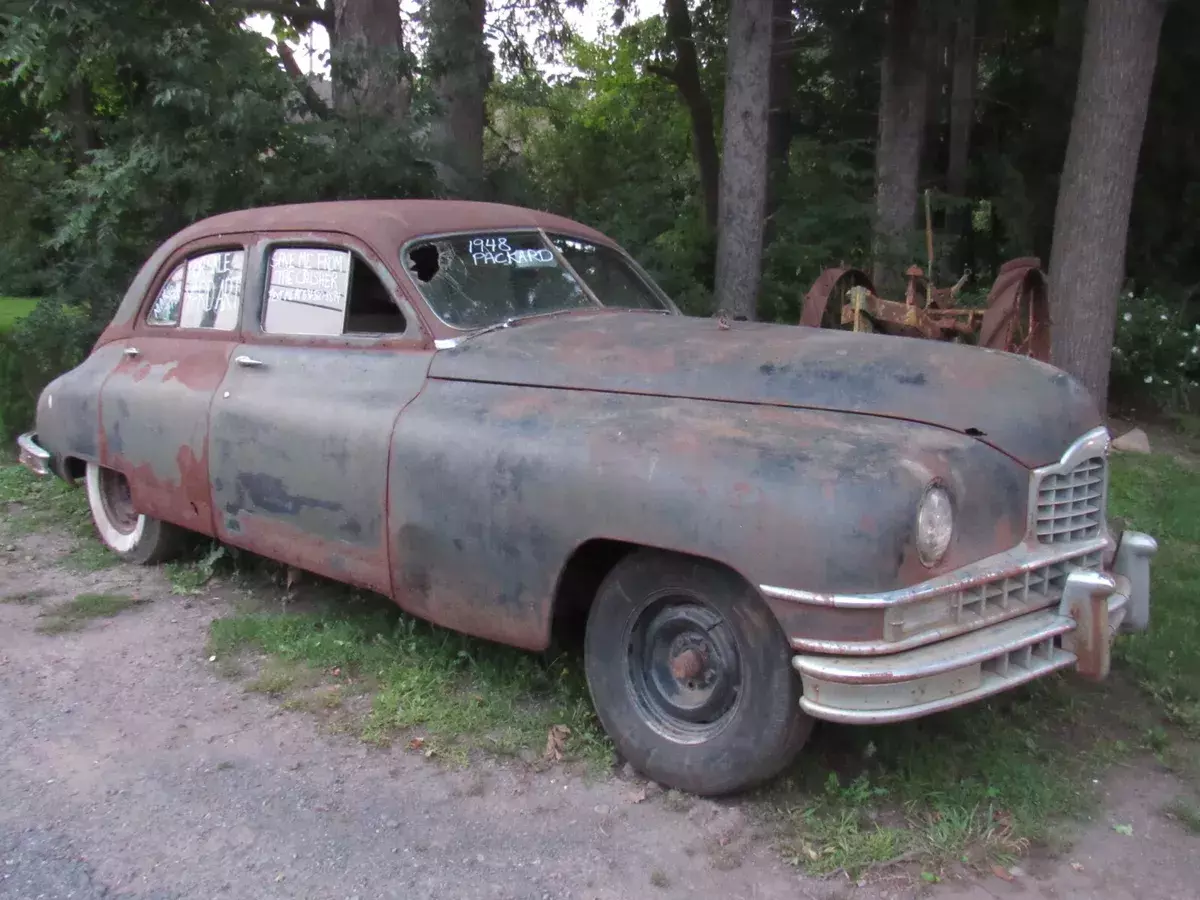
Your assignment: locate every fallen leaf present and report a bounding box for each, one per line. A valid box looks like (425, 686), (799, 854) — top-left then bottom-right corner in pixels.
(331, 667), (341, 677)
(1112, 823), (1134, 836)
(627, 787), (648, 804)
(920, 872), (940, 884)
(991, 865), (1014, 882)
(543, 724), (571, 762)
(407, 737), (425, 751)
(1070, 862), (1084, 872)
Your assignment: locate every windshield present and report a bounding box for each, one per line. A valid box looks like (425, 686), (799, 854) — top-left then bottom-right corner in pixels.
(402, 230), (667, 330)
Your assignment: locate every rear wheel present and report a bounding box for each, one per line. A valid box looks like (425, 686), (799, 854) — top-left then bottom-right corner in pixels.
(84, 463), (183, 564)
(584, 550), (811, 796)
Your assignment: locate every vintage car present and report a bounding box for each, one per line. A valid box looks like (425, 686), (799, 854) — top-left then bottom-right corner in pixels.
(17, 200), (1157, 796)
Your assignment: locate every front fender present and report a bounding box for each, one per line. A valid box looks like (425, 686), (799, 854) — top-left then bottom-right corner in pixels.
(387, 380), (1029, 651)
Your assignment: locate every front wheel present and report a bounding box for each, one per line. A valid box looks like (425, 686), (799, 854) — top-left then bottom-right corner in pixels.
(84, 463), (183, 565)
(584, 550), (812, 796)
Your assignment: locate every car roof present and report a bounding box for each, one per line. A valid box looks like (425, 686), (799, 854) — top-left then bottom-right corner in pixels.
(169, 199), (615, 249)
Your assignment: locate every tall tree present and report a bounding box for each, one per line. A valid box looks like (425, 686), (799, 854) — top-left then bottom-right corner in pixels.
(1047, 0), (1168, 401)
(425, 0), (490, 191)
(652, 0), (721, 233)
(944, 0), (976, 241)
(766, 0), (796, 230)
(713, 0), (772, 320)
(872, 0), (928, 293)
(330, 0), (410, 117)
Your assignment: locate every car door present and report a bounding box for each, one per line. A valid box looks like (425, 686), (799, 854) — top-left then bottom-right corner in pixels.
(208, 235), (432, 594)
(99, 239), (249, 535)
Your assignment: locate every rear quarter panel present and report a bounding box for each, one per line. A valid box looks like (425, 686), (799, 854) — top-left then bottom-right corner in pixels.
(387, 380), (1029, 650)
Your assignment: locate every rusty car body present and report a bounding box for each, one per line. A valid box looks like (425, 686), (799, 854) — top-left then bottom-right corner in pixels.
(18, 200), (1157, 796)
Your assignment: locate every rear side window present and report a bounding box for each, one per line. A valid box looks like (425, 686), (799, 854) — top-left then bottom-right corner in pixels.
(262, 246), (406, 336)
(147, 250), (244, 330)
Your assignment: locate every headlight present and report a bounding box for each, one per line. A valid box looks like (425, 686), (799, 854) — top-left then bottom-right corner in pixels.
(916, 484), (954, 566)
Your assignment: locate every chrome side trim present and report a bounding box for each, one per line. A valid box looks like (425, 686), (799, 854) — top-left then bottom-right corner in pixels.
(433, 338), (462, 350)
(759, 536), (1109, 610)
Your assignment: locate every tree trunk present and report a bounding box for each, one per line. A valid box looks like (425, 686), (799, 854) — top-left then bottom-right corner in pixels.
(873, 0), (929, 295)
(661, 0), (721, 233)
(330, 0), (409, 118)
(945, 0), (977, 236)
(765, 0), (795, 238)
(1048, 0), (1167, 402)
(713, 0), (772, 321)
(425, 0), (490, 192)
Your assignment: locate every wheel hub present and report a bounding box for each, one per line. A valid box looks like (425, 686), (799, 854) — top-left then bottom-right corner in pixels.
(626, 597), (742, 740)
(99, 468), (139, 535)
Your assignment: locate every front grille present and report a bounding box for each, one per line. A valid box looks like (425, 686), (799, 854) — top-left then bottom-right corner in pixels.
(1036, 457), (1106, 543)
(958, 550), (1102, 621)
(885, 549), (1102, 642)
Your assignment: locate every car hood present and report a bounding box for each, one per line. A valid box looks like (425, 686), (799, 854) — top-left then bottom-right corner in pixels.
(429, 311), (1102, 468)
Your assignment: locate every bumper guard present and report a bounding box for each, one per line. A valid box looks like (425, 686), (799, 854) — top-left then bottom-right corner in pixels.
(16, 432), (51, 477)
(792, 531), (1157, 725)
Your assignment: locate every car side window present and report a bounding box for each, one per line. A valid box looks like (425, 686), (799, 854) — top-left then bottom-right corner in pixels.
(262, 246), (406, 336)
(146, 250), (244, 330)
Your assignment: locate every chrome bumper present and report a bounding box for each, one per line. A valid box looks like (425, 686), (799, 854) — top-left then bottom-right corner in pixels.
(16, 432), (51, 477)
(792, 531), (1157, 725)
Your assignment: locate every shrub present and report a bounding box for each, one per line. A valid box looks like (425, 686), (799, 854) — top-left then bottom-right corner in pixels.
(0, 300), (94, 440)
(1109, 289), (1200, 411)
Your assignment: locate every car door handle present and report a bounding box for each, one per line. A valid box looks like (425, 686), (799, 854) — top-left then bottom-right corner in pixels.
(123, 347), (139, 357)
(234, 355), (266, 369)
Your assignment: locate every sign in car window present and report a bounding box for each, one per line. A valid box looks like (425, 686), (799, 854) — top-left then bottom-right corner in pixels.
(179, 250), (244, 330)
(263, 247), (353, 336)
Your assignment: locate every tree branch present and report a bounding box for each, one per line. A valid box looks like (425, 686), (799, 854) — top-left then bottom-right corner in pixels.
(276, 41), (332, 120)
(645, 62), (680, 85)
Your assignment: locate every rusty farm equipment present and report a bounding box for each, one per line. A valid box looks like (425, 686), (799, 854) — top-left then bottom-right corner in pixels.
(799, 193), (1052, 361)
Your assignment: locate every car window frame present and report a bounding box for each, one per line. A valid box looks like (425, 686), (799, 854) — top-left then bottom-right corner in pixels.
(240, 232), (430, 351)
(134, 236), (252, 341)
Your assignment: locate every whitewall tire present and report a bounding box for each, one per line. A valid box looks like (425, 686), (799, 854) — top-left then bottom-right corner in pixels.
(84, 463), (183, 565)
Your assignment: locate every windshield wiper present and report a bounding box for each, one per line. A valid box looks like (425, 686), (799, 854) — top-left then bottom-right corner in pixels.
(435, 308), (585, 350)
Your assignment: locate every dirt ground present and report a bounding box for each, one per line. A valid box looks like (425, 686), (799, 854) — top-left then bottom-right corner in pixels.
(0, 526), (1195, 900)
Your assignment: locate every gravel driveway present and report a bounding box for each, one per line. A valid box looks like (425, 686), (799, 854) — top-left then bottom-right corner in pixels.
(0, 527), (1194, 900)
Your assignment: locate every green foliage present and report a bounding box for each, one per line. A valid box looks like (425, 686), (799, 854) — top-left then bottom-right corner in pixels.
(1110, 290), (1200, 411)
(0, 296), (37, 332)
(35, 592), (142, 634)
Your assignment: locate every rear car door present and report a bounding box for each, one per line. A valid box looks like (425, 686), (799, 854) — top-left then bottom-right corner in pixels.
(208, 235), (432, 594)
(99, 239), (249, 535)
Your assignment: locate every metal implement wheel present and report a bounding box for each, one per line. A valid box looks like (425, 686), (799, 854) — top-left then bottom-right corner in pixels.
(85, 463), (184, 565)
(585, 550), (812, 796)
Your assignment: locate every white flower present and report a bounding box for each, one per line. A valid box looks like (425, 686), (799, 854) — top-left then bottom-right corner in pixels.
(1192, 346), (1198, 355)
(1194, 324), (1200, 332)
(1113, 347), (1123, 355)
(1145, 375), (1154, 384)
(1161, 313), (1169, 321)
(1123, 312), (1133, 322)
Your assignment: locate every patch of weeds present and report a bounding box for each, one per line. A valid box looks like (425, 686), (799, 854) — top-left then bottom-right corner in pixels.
(208, 591), (613, 770)
(1162, 796), (1200, 835)
(0, 465), (91, 539)
(36, 592), (143, 634)
(648, 870), (669, 889)
(773, 682), (1120, 877)
(662, 789), (692, 814)
(61, 540), (117, 572)
(0, 588), (48, 605)
(282, 686), (344, 713)
(167, 544), (228, 595)
(245, 667), (297, 697)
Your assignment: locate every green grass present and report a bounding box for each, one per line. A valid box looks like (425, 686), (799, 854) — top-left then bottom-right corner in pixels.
(0, 464), (115, 569)
(1163, 796), (1200, 835)
(36, 592), (144, 634)
(208, 591), (613, 768)
(1108, 453), (1200, 730)
(0, 296), (37, 332)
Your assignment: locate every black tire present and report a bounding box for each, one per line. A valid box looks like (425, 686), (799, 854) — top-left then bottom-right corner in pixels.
(584, 549), (812, 796)
(84, 462), (185, 565)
